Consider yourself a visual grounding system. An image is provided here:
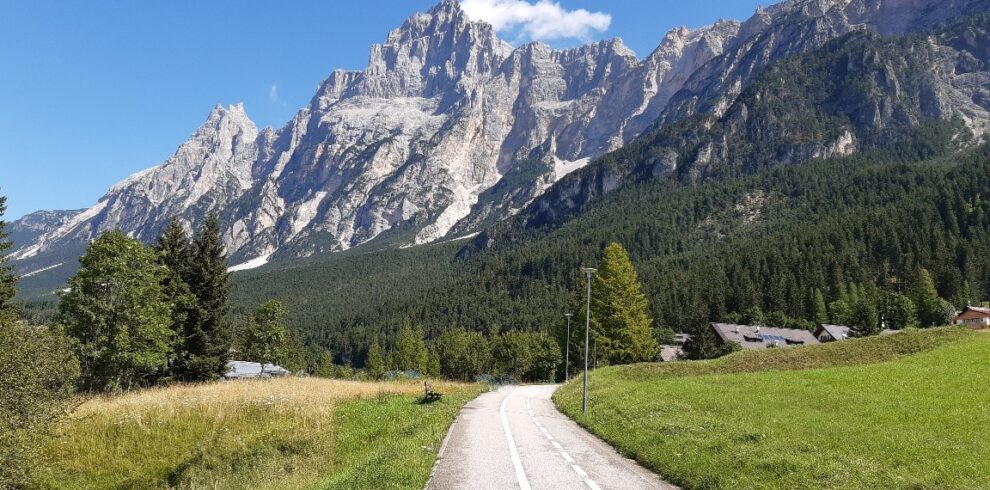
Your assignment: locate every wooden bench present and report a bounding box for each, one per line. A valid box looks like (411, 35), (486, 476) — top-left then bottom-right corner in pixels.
(423, 381), (443, 402)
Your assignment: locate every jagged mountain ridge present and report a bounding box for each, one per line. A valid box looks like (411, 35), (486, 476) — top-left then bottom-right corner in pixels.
(10, 0), (742, 285)
(13, 0), (990, 299)
(515, 0), (990, 230)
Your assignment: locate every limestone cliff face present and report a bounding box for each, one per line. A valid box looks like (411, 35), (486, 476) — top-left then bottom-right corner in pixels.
(16, 0), (990, 295)
(12, 0), (741, 275)
(518, 1), (990, 230)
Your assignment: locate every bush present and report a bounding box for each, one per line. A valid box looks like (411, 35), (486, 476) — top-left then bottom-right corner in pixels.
(433, 329), (492, 381)
(492, 331), (562, 382)
(0, 324), (79, 487)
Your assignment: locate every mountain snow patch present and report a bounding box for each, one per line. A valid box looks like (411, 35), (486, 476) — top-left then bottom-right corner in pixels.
(228, 254), (271, 272)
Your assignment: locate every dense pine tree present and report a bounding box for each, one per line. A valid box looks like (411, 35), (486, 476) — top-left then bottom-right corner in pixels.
(909, 268), (954, 327)
(589, 243), (659, 365)
(365, 339), (385, 380)
(812, 289), (828, 325)
(154, 219), (198, 378)
(0, 196), (17, 326)
(232, 137), (990, 359)
(184, 214), (233, 380)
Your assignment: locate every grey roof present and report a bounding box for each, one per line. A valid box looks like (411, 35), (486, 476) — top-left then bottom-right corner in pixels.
(225, 360), (290, 379)
(817, 324), (850, 341)
(711, 323), (819, 350)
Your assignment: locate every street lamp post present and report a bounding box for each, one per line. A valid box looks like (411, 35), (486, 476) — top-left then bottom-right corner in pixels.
(564, 313), (573, 381)
(581, 267), (597, 414)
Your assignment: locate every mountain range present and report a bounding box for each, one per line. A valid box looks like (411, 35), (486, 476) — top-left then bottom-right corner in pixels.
(11, 0), (990, 299)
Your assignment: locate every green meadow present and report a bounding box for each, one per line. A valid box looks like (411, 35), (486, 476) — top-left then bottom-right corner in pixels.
(555, 328), (990, 489)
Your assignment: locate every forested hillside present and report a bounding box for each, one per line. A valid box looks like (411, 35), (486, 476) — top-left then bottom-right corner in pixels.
(22, 14), (990, 365)
(228, 15), (990, 363)
(231, 135), (990, 362)
(523, 14), (989, 227)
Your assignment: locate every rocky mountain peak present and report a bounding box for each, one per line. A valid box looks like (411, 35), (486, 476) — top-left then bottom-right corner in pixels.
(355, 0), (511, 99)
(19, 0), (989, 294)
(143, 103), (258, 184)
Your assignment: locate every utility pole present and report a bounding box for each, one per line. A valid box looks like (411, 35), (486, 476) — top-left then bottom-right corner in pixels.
(581, 267), (597, 414)
(564, 313), (573, 381)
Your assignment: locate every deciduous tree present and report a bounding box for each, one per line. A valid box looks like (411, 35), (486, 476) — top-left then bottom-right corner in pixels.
(393, 321), (428, 372)
(59, 231), (174, 391)
(241, 299), (289, 373)
(0, 324), (78, 487)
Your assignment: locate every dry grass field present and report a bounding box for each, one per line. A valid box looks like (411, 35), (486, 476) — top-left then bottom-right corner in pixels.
(36, 378), (483, 489)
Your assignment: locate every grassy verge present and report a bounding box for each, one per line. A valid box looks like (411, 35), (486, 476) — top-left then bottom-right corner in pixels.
(36, 378), (483, 489)
(555, 328), (990, 489)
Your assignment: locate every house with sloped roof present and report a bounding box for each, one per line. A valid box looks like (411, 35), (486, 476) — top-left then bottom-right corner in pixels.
(814, 324), (850, 342)
(953, 306), (990, 328)
(710, 323), (819, 350)
(225, 360), (290, 379)
(814, 324), (903, 340)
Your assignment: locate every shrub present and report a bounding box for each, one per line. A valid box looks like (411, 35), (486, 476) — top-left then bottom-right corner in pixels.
(0, 324), (79, 487)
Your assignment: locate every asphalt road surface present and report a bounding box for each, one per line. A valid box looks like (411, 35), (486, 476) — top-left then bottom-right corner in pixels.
(427, 385), (677, 490)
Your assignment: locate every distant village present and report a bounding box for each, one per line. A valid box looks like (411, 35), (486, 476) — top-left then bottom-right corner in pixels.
(660, 306), (990, 362)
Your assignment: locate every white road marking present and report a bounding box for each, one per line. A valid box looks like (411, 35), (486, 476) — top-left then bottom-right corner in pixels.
(525, 395), (602, 490)
(500, 390), (532, 490)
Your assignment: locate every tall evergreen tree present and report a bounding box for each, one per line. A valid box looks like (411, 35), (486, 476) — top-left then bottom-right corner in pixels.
(590, 242), (659, 365)
(156, 219), (193, 279)
(812, 288), (828, 325)
(909, 268), (953, 327)
(154, 219), (197, 378)
(365, 339), (385, 380)
(0, 195), (17, 326)
(59, 231), (174, 391)
(185, 214), (232, 380)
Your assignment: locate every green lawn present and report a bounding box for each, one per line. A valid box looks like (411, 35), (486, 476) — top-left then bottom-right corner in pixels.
(36, 378), (483, 489)
(554, 328), (990, 489)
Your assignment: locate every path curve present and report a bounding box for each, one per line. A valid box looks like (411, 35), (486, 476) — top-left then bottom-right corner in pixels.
(427, 385), (678, 490)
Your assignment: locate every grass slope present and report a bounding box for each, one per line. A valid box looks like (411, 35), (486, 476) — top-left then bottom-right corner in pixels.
(554, 328), (990, 489)
(36, 378), (482, 489)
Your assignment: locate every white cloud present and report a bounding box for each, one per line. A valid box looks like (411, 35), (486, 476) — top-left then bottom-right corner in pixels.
(460, 0), (610, 42)
(268, 84), (283, 105)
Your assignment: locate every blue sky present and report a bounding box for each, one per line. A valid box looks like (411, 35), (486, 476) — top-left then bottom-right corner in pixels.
(0, 0), (769, 220)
